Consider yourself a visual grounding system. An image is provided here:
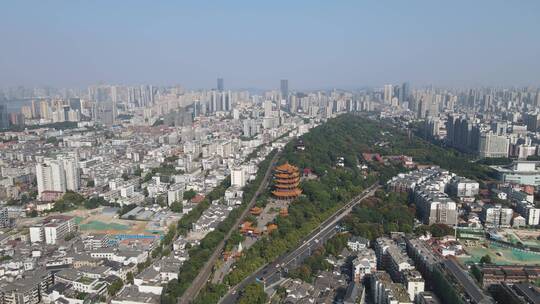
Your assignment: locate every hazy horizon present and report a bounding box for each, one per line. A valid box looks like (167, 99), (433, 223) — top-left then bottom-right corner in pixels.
(1, 1), (539, 89)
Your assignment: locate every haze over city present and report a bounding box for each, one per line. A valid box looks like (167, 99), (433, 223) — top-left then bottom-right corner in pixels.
(1, 0), (540, 89)
(2, 2), (540, 304)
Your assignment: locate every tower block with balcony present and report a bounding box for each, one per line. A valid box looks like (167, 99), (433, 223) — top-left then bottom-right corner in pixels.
(272, 162), (302, 199)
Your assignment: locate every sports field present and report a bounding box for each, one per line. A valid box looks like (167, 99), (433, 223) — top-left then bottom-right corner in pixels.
(79, 221), (129, 231)
(460, 242), (540, 265)
(69, 208), (149, 235)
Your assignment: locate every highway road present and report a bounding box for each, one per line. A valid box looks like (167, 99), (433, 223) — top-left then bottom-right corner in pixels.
(178, 149), (282, 304)
(219, 183), (380, 304)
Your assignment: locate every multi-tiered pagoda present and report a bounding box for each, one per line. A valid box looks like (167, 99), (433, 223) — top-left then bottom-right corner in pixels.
(272, 162), (302, 199)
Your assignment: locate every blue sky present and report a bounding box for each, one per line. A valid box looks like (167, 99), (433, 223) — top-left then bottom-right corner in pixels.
(1, 1), (539, 89)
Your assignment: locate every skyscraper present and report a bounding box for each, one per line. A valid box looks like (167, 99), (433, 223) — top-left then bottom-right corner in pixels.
(62, 156), (80, 192)
(280, 79), (289, 99)
(36, 157), (80, 199)
(36, 159), (66, 198)
(217, 78), (224, 92)
(0, 103), (9, 129)
(69, 98), (81, 112)
(264, 100), (273, 118)
(40, 100), (51, 120)
(289, 95), (297, 113)
(383, 84), (393, 103)
(400, 82), (410, 102)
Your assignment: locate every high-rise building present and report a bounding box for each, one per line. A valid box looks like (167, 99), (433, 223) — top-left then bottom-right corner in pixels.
(39, 100), (51, 120)
(383, 84), (393, 103)
(95, 101), (116, 125)
(289, 94), (297, 113)
(400, 82), (410, 102)
(36, 159), (66, 199)
(478, 132), (509, 158)
(0, 103), (9, 129)
(231, 166), (246, 188)
(445, 115), (481, 153)
(69, 98), (81, 111)
(30, 215), (76, 244)
(481, 205), (513, 228)
(280, 79), (289, 100)
(31, 99), (38, 118)
(264, 100), (273, 118)
(9, 113), (24, 126)
(525, 112), (540, 132)
(21, 105), (33, 119)
(62, 157), (80, 192)
(217, 78), (224, 92)
(36, 157), (79, 199)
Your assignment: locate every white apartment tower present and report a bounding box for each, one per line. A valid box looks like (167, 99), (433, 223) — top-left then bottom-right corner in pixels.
(62, 156), (80, 191)
(36, 159), (66, 198)
(383, 84), (393, 103)
(231, 166), (246, 188)
(36, 157), (79, 199)
(264, 100), (273, 118)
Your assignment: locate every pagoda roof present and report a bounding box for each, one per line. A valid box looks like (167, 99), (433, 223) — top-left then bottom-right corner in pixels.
(275, 178), (300, 184)
(275, 183), (300, 189)
(272, 188), (302, 197)
(275, 172), (300, 179)
(275, 162), (299, 173)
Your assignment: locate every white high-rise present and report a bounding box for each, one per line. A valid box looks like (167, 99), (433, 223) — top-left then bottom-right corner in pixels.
(62, 156), (80, 191)
(383, 84), (393, 103)
(231, 166), (246, 188)
(36, 159), (66, 198)
(264, 100), (273, 118)
(36, 157), (79, 199)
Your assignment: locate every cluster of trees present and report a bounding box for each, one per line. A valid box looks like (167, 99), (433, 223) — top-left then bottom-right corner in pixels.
(342, 191), (414, 240)
(476, 158), (513, 166)
(170, 201), (183, 213)
(2, 121), (78, 132)
(0, 255), (12, 262)
(107, 278), (124, 296)
(51, 192), (86, 212)
(84, 196), (111, 209)
(237, 283), (267, 304)
(184, 189), (197, 201)
(288, 233), (348, 282)
(151, 223), (177, 259)
(480, 254), (492, 264)
(49, 192), (115, 213)
(225, 231), (245, 252)
(414, 223), (455, 238)
(142, 163), (184, 183)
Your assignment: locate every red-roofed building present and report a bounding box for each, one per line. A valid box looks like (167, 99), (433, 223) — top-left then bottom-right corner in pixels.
(191, 194), (205, 204)
(40, 191), (64, 202)
(522, 185), (534, 195)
